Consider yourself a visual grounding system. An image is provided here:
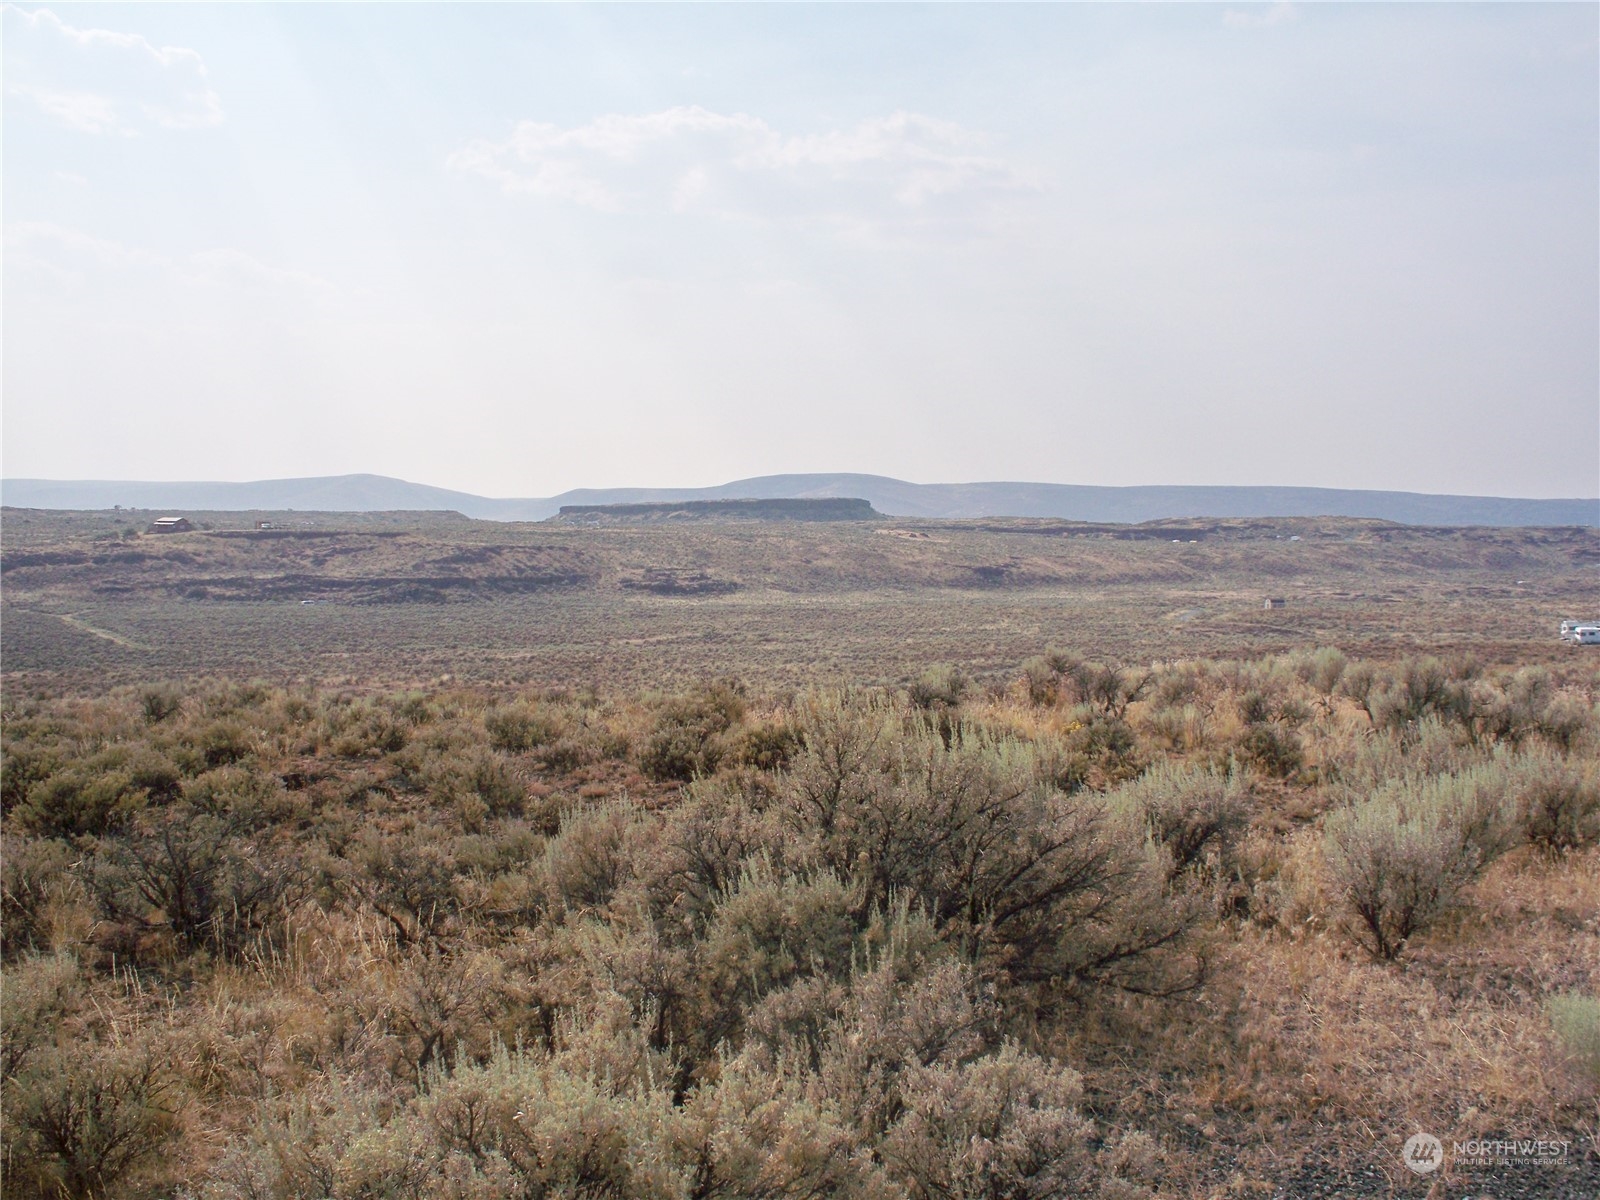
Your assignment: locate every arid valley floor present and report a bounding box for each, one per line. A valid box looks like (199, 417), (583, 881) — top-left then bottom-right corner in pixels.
(3, 508), (1594, 690)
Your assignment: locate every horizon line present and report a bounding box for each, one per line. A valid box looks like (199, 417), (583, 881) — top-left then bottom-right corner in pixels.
(3, 471), (1595, 504)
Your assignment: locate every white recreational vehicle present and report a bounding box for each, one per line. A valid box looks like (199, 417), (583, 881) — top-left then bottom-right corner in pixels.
(1561, 620), (1600, 644)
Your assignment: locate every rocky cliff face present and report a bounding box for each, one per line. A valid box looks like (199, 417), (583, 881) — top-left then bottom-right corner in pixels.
(552, 497), (879, 523)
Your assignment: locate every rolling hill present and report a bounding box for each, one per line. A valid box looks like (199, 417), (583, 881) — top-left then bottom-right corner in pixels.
(3, 472), (1594, 527)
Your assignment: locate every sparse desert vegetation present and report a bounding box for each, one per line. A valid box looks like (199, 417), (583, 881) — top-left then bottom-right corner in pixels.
(2, 510), (1598, 1197)
(1, 509), (1594, 690)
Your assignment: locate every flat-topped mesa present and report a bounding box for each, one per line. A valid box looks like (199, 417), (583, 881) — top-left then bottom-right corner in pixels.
(552, 497), (879, 523)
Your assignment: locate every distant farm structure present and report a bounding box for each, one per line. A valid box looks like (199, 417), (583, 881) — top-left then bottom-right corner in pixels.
(147, 516), (193, 534)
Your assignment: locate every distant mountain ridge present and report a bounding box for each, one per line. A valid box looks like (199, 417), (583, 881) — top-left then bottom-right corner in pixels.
(3, 472), (1595, 527)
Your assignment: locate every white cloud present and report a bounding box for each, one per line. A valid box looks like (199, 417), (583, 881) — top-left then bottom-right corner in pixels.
(6, 222), (337, 302)
(189, 248), (338, 297)
(1224, 4), (1297, 31)
(5, 220), (168, 269)
(8, 4), (204, 66)
(3, 5), (224, 133)
(449, 105), (1035, 231)
(8, 83), (125, 134)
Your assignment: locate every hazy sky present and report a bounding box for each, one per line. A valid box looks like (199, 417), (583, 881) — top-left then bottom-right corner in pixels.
(4, 3), (1597, 498)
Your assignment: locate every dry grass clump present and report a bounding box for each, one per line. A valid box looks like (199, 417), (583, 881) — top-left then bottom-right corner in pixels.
(1548, 992), (1600, 1091)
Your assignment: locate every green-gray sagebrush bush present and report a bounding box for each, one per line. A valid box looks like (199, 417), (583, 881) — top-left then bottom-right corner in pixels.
(2, 657), (1595, 1199)
(1320, 761), (1531, 962)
